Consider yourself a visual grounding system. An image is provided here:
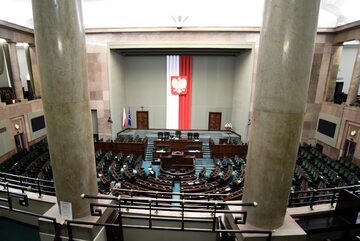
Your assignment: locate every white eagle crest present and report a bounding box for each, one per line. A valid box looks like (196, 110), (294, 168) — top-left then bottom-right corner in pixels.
(172, 77), (187, 94)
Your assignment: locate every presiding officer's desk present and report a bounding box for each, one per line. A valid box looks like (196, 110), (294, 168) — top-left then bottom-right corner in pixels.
(153, 138), (203, 158)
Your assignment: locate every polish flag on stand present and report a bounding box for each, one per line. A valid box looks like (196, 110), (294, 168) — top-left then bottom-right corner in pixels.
(122, 107), (127, 128)
(128, 107), (132, 127)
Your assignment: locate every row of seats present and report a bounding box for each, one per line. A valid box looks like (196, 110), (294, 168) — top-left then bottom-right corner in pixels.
(114, 135), (144, 143)
(290, 145), (360, 206)
(157, 131), (200, 140)
(0, 139), (49, 177)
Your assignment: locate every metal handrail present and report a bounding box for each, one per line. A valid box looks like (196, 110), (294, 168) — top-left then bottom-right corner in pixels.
(62, 193), (270, 241)
(288, 184), (360, 209)
(0, 171), (359, 210)
(0, 172), (56, 197)
(0, 183), (272, 241)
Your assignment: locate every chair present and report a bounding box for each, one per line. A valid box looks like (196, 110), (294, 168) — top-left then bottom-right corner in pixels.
(187, 132), (193, 140)
(175, 130), (181, 139)
(164, 131), (170, 139)
(157, 132), (163, 140)
(193, 132), (199, 140)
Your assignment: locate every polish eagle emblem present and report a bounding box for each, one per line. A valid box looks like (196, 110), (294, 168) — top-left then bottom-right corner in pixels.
(171, 76), (187, 95)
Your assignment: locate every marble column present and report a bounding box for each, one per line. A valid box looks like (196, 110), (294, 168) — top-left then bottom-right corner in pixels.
(346, 44), (360, 105)
(32, 0), (98, 218)
(7, 42), (24, 101)
(324, 45), (343, 102)
(242, 0), (320, 229)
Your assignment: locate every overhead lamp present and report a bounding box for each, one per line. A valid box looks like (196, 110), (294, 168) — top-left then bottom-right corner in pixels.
(171, 15), (188, 29)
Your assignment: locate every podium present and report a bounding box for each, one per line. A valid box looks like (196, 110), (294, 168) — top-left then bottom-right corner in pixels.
(160, 151), (195, 176)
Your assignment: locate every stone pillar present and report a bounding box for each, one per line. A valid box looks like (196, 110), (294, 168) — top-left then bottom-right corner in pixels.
(242, 0), (320, 229)
(346, 44), (360, 105)
(32, 0), (98, 218)
(324, 45), (343, 102)
(7, 42), (24, 101)
(28, 45), (42, 98)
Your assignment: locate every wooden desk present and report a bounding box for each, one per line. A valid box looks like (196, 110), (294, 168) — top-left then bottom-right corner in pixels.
(94, 138), (147, 158)
(160, 151), (195, 176)
(210, 142), (248, 158)
(154, 139), (203, 158)
(154, 139), (202, 151)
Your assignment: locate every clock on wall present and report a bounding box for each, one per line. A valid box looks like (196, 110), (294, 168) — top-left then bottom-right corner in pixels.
(350, 130), (357, 137)
(14, 123), (20, 131)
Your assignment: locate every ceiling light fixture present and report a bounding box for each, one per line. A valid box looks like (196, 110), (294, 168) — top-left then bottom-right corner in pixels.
(171, 15), (188, 29)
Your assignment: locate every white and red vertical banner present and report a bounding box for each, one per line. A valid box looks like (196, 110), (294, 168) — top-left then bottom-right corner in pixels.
(166, 55), (179, 129)
(166, 55), (192, 129)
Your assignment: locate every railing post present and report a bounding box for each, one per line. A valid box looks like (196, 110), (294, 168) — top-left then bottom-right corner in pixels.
(67, 221), (73, 241)
(5, 182), (12, 210)
(155, 192), (159, 205)
(289, 191), (294, 207)
(266, 231), (273, 241)
(310, 189), (317, 210)
(117, 196), (124, 241)
(149, 199), (152, 229)
(330, 188), (337, 207)
(181, 200), (185, 230)
(207, 194), (210, 209)
(130, 189), (134, 205)
(36, 178), (42, 197)
(52, 219), (58, 235)
(19, 176), (24, 193)
(212, 201), (217, 231)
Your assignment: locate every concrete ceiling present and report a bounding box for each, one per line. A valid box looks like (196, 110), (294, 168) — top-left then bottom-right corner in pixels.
(0, 0), (359, 29)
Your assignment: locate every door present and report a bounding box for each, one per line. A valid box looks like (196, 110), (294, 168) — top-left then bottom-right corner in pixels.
(14, 133), (24, 151)
(343, 139), (356, 161)
(91, 110), (99, 141)
(136, 111), (149, 129)
(208, 112), (221, 131)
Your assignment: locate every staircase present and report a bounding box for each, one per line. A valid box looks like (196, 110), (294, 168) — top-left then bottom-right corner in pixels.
(195, 142), (215, 177)
(202, 142), (212, 159)
(144, 139), (154, 162)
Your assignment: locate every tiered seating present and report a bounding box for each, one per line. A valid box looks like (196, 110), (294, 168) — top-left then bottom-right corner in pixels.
(136, 179), (172, 192)
(24, 152), (50, 178)
(0, 87), (16, 104)
(2, 136), (358, 207)
(114, 135), (143, 143)
(180, 181), (217, 193)
(292, 146), (360, 194)
(179, 174), (197, 181)
(1, 139), (49, 176)
(175, 156), (246, 200)
(115, 181), (171, 199)
(0, 149), (27, 172)
(40, 161), (53, 180)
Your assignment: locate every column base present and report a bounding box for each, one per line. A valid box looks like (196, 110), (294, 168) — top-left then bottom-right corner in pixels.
(39, 199), (112, 241)
(225, 206), (306, 241)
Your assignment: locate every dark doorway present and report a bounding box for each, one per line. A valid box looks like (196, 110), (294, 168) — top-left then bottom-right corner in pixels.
(136, 111), (149, 129)
(208, 112), (222, 131)
(14, 133), (24, 151)
(343, 139), (356, 161)
(335, 82), (344, 95)
(315, 143), (323, 153)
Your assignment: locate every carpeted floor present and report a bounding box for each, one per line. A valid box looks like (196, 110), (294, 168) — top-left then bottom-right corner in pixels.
(0, 217), (40, 241)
